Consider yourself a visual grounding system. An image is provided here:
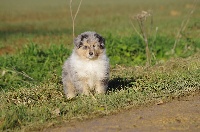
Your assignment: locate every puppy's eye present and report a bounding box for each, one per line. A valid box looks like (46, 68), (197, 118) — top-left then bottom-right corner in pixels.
(93, 45), (96, 48)
(83, 46), (88, 49)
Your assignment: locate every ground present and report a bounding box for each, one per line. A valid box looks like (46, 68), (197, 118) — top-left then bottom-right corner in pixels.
(44, 93), (200, 132)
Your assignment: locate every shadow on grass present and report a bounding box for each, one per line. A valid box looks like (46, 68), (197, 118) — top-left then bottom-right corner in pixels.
(107, 77), (136, 92)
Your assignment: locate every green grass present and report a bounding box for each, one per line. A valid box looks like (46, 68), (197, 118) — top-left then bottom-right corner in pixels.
(0, 44), (71, 90)
(0, 0), (200, 131)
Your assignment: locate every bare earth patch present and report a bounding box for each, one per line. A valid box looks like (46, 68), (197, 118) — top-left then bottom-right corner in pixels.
(45, 93), (200, 132)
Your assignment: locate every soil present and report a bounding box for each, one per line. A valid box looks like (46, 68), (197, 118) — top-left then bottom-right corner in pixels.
(0, 46), (14, 55)
(45, 94), (200, 132)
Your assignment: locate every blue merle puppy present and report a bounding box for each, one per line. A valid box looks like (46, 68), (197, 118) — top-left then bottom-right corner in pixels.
(62, 31), (109, 99)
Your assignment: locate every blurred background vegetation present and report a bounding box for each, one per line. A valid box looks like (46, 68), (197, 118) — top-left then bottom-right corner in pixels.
(0, 0), (199, 53)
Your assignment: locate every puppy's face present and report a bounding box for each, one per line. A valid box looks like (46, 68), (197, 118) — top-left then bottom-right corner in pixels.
(74, 32), (105, 60)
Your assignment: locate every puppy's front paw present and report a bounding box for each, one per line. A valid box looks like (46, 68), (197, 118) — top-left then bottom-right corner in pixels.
(66, 93), (76, 100)
(95, 85), (106, 94)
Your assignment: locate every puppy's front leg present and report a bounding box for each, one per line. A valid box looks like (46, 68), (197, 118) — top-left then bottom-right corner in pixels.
(63, 80), (76, 99)
(95, 79), (108, 94)
(78, 77), (90, 96)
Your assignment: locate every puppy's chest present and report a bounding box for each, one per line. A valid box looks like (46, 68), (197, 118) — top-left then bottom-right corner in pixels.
(73, 59), (105, 79)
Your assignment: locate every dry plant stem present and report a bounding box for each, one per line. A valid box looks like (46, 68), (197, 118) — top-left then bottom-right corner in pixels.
(150, 12), (153, 33)
(130, 20), (143, 39)
(5, 68), (34, 81)
(172, 0), (196, 54)
(137, 19), (151, 67)
(151, 27), (159, 63)
(70, 0), (83, 39)
(131, 11), (152, 67)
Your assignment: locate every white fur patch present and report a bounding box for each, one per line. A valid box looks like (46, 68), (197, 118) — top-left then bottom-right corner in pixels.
(71, 52), (108, 88)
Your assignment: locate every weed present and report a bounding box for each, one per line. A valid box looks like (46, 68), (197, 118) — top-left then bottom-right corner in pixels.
(131, 10), (153, 67)
(70, 0), (83, 39)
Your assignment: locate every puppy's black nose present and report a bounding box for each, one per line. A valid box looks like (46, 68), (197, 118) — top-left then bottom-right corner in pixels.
(89, 52), (93, 56)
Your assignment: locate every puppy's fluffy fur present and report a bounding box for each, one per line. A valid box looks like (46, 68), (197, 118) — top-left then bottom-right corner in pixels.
(62, 31), (109, 99)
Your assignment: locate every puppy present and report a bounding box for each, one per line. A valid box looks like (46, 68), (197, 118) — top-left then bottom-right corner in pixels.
(62, 31), (109, 99)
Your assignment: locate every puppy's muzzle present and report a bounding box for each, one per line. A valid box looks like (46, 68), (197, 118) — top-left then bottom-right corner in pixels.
(88, 51), (95, 59)
(89, 52), (93, 56)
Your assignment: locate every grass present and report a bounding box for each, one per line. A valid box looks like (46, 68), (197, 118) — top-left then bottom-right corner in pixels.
(0, 44), (71, 90)
(0, 53), (200, 131)
(0, 0), (200, 131)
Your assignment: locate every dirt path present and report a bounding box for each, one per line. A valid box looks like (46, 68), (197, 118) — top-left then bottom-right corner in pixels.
(45, 94), (200, 132)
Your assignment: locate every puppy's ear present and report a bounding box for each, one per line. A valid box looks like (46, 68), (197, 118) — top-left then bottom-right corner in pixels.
(74, 35), (82, 48)
(94, 33), (105, 49)
(74, 34), (88, 48)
